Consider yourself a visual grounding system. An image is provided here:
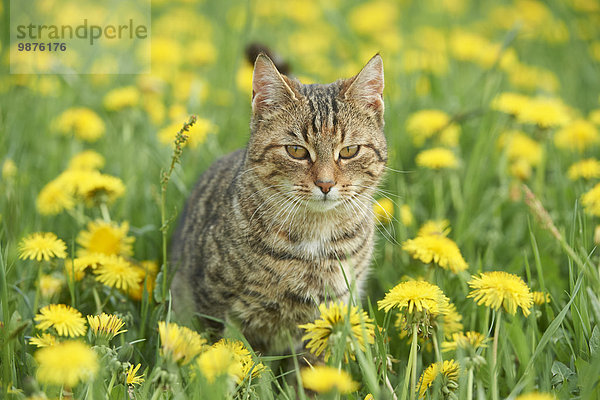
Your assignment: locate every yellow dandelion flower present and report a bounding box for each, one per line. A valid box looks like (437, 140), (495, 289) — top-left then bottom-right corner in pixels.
(374, 198), (394, 224)
(418, 220), (451, 237)
(590, 109), (600, 126)
(416, 147), (459, 170)
(365, 394), (375, 400)
(299, 302), (375, 362)
(93, 255), (142, 291)
(506, 63), (560, 93)
(39, 274), (63, 298)
(449, 30), (499, 68)
(417, 359), (459, 398)
(35, 304), (87, 337)
(126, 261), (158, 301)
(196, 345), (241, 383)
(36, 179), (75, 215)
(442, 331), (489, 352)
(406, 110), (450, 147)
(582, 183), (600, 217)
(68, 150), (105, 171)
(158, 321), (206, 364)
(35, 340), (98, 387)
(492, 92), (531, 116)
(510, 158), (533, 181)
(29, 333), (59, 348)
(442, 303), (464, 338)
(516, 97), (572, 128)
(125, 363), (144, 386)
(212, 339), (266, 381)
(53, 107), (105, 142)
(87, 313), (127, 342)
(301, 366), (359, 394)
(103, 86), (140, 111)
(402, 235), (468, 272)
(348, 1), (398, 35)
(77, 171), (126, 205)
(532, 291), (551, 305)
(19, 232), (67, 262)
(568, 158), (600, 180)
(515, 392), (555, 400)
(378, 280), (450, 316)
(400, 204), (414, 226)
(498, 130), (543, 166)
(77, 220), (134, 257)
(158, 118), (216, 149)
(554, 119), (600, 152)
(468, 271), (533, 316)
(2, 158), (17, 180)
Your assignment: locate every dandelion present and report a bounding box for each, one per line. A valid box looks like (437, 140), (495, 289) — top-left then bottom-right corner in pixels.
(158, 321), (206, 364)
(29, 333), (58, 348)
(417, 360), (459, 398)
(406, 110), (450, 146)
(301, 366), (359, 394)
(38, 274), (63, 298)
(510, 158), (533, 180)
(158, 118), (216, 149)
(212, 339), (265, 381)
(103, 86), (140, 111)
(19, 232), (67, 262)
(379, 280), (450, 316)
(568, 158), (600, 180)
(68, 150), (105, 171)
(532, 291), (551, 305)
(468, 271), (532, 400)
(498, 130), (543, 166)
(418, 220), (451, 237)
(348, 0), (398, 35)
(126, 260), (158, 300)
(468, 271), (533, 316)
(299, 302), (375, 362)
(77, 171), (126, 205)
(53, 107), (105, 142)
(2, 158), (17, 180)
(516, 97), (572, 128)
(442, 331), (489, 352)
(93, 255), (142, 291)
(582, 183), (600, 217)
(35, 304), (87, 337)
(492, 92), (531, 116)
(125, 363), (144, 386)
(77, 220), (134, 257)
(35, 340), (98, 387)
(196, 345), (241, 383)
(87, 313), (127, 343)
(36, 179), (75, 215)
(554, 119), (600, 152)
(442, 303), (464, 338)
(402, 235), (468, 273)
(400, 204), (414, 226)
(374, 198), (394, 224)
(416, 147), (459, 170)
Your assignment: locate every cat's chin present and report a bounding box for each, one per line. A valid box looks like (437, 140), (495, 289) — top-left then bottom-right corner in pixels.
(305, 198), (341, 213)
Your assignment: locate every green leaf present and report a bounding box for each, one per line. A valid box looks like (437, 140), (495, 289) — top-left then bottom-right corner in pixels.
(590, 325), (600, 359)
(550, 361), (574, 387)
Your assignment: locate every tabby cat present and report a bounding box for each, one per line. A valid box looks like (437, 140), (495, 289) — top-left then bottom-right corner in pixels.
(171, 54), (387, 352)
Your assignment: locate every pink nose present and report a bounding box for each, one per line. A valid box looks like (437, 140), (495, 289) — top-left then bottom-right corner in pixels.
(315, 180), (335, 194)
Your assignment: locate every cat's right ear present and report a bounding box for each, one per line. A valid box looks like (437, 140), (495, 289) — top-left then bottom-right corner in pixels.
(252, 54), (300, 114)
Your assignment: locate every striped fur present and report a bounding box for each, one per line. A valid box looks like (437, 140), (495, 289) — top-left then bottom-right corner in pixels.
(171, 54), (387, 352)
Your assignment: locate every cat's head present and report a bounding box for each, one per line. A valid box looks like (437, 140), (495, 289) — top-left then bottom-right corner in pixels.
(246, 54), (387, 212)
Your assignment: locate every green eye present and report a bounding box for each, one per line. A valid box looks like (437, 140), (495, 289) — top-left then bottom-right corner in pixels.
(286, 145), (309, 160)
(339, 145), (360, 159)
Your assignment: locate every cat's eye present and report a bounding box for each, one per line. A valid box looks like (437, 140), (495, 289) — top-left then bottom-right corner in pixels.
(339, 145), (360, 159)
(286, 145), (309, 160)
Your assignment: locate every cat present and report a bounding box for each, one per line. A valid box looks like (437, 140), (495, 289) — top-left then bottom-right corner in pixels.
(170, 53), (387, 353)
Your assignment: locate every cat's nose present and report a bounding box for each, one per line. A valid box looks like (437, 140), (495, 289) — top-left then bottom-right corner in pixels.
(315, 179), (335, 194)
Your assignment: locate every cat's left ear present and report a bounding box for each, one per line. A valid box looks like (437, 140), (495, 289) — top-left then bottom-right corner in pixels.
(341, 54), (384, 113)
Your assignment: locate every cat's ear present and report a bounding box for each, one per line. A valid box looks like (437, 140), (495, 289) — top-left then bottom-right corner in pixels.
(341, 54), (384, 112)
(252, 54), (300, 114)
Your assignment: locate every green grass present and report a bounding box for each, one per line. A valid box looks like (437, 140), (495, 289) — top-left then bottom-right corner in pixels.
(2, 0), (600, 398)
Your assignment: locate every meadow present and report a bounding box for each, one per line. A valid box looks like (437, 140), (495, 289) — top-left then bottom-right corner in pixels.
(1, 0), (600, 399)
